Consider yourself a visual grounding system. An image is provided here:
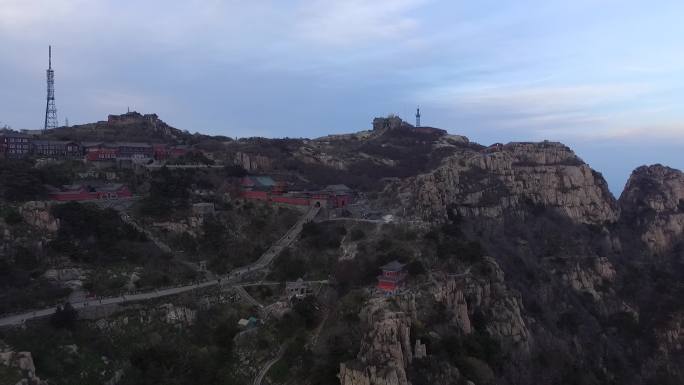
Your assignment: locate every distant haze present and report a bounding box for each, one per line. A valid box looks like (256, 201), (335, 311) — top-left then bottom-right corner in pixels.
(1, 0), (683, 193)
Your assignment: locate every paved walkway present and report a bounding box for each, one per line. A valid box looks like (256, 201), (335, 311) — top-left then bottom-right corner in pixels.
(0, 206), (321, 328)
(229, 206), (320, 279)
(234, 285), (263, 309)
(253, 342), (289, 385)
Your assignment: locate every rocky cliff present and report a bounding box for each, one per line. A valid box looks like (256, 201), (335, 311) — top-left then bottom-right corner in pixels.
(339, 298), (416, 385)
(431, 258), (530, 351)
(407, 142), (618, 224)
(618, 164), (684, 254)
(0, 346), (47, 385)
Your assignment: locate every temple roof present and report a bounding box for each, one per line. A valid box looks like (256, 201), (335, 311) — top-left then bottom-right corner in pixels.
(380, 260), (406, 272)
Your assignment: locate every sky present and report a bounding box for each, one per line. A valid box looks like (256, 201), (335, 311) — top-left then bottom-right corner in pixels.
(1, 0), (683, 194)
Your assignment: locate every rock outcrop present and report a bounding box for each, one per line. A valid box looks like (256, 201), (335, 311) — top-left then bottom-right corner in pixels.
(19, 201), (59, 233)
(543, 256), (617, 301)
(339, 298), (417, 385)
(431, 275), (472, 334)
(656, 312), (684, 355)
(408, 142), (618, 224)
(619, 164), (684, 253)
(432, 258), (530, 351)
(0, 347), (47, 385)
(234, 151), (273, 172)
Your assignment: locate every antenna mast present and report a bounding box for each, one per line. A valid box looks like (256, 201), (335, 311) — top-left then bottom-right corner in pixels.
(415, 106), (421, 127)
(44, 45), (58, 132)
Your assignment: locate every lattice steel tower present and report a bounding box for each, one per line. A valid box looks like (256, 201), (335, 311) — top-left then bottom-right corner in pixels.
(44, 46), (58, 131)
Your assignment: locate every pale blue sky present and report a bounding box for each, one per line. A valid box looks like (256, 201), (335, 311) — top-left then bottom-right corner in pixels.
(1, 0), (682, 193)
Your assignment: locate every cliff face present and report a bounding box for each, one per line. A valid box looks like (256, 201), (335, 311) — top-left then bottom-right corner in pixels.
(431, 258), (530, 351)
(408, 142), (618, 224)
(338, 298), (416, 385)
(0, 347), (47, 385)
(618, 164), (684, 254)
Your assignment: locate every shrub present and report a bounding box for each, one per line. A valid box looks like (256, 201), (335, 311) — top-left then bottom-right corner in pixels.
(407, 260), (426, 275)
(459, 356), (496, 385)
(0, 160), (46, 201)
(139, 168), (192, 217)
(301, 223), (346, 249)
(350, 228), (366, 241)
(50, 202), (148, 263)
(271, 250), (307, 281)
(224, 165), (247, 177)
(293, 297), (320, 329)
(2, 209), (22, 225)
(50, 303), (78, 329)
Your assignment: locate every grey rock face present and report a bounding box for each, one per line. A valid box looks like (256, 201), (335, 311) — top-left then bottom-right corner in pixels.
(619, 164), (684, 253)
(339, 298), (415, 385)
(408, 142), (618, 224)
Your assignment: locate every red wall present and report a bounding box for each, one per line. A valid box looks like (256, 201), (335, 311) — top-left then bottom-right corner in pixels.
(377, 281), (398, 291)
(332, 194), (350, 208)
(49, 186), (132, 201)
(241, 189), (353, 208)
(86, 149), (118, 161)
(271, 196), (310, 206)
(242, 190), (269, 201)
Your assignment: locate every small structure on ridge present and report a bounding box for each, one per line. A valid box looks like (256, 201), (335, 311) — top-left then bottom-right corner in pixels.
(376, 260), (407, 295)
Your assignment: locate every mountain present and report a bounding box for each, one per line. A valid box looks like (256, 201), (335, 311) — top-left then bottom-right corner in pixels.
(0, 115), (682, 385)
(43, 111), (202, 144)
(227, 116), (683, 385)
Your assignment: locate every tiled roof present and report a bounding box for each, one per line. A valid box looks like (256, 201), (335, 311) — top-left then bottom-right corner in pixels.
(115, 142), (152, 148)
(380, 260), (406, 271)
(96, 184), (124, 192)
(324, 184), (352, 192)
(32, 140), (78, 146)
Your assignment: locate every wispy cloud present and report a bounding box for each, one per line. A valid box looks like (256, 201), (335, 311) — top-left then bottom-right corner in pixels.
(420, 82), (654, 113)
(293, 0), (427, 47)
(415, 81), (684, 142)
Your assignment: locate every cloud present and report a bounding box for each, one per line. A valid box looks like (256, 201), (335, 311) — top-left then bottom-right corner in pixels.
(293, 0), (427, 47)
(559, 123), (684, 143)
(421, 82), (653, 113)
(415, 81), (684, 141)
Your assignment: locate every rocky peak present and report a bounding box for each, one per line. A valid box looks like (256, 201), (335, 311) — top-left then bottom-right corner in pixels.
(406, 140), (618, 224)
(620, 164), (684, 213)
(619, 164), (684, 253)
(339, 297), (417, 385)
(372, 116), (408, 131)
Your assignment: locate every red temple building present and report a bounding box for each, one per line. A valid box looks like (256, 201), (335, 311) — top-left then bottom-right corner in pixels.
(47, 184), (132, 201)
(240, 176), (353, 209)
(376, 260), (407, 295)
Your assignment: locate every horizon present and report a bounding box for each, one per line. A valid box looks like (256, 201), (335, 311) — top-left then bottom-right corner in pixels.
(1, 0), (683, 193)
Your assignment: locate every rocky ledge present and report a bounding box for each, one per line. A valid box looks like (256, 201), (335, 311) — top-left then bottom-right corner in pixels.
(619, 164), (684, 253)
(407, 141), (618, 224)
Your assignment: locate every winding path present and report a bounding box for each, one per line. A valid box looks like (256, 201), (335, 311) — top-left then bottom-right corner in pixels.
(253, 342), (288, 385)
(0, 206), (321, 328)
(230, 206), (320, 279)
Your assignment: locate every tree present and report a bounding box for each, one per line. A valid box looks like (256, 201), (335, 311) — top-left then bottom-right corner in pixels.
(293, 296), (320, 329)
(50, 303), (78, 329)
(2, 209), (22, 225)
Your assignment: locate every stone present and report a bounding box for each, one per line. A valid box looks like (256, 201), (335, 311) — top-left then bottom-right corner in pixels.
(414, 339), (427, 359)
(619, 164), (684, 254)
(339, 298), (415, 385)
(19, 201), (59, 233)
(406, 142), (618, 224)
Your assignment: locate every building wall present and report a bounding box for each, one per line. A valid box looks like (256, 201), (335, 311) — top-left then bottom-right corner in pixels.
(271, 196), (310, 206)
(242, 190), (269, 201)
(33, 143), (81, 158)
(118, 146), (152, 158)
(49, 187), (132, 201)
(2, 136), (31, 158)
(86, 149), (118, 161)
